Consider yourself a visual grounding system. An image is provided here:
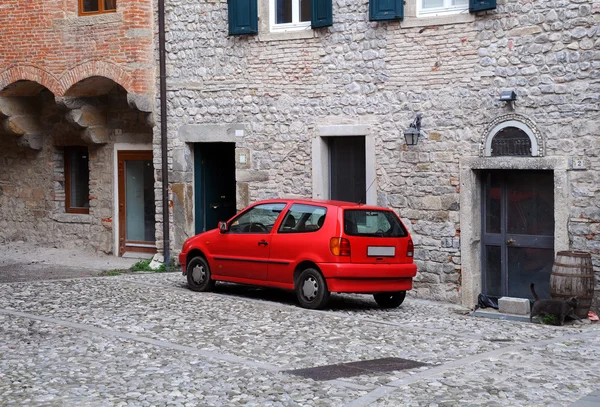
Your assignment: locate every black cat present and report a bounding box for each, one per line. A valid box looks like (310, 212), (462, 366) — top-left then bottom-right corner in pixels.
(530, 283), (580, 326)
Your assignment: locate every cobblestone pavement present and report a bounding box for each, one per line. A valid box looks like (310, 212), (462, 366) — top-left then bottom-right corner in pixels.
(1, 272), (599, 407)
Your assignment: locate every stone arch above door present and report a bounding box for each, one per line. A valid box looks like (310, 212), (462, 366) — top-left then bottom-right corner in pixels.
(480, 114), (544, 157)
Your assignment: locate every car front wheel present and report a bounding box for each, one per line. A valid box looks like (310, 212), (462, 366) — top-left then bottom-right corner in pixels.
(187, 256), (215, 292)
(295, 268), (330, 310)
(373, 291), (406, 308)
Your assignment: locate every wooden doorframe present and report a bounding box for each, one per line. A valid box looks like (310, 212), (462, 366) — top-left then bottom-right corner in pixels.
(117, 150), (156, 256)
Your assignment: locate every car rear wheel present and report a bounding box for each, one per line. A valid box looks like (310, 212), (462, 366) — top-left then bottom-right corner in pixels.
(296, 268), (330, 310)
(373, 291), (406, 308)
(187, 256), (215, 292)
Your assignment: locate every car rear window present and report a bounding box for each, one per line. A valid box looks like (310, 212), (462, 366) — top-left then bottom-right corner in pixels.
(343, 209), (408, 237)
(278, 204), (327, 233)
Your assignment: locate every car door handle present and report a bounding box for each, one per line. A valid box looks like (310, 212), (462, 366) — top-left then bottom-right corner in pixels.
(258, 240), (268, 246)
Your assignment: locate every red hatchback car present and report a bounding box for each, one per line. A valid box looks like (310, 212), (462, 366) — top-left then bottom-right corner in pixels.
(179, 199), (417, 309)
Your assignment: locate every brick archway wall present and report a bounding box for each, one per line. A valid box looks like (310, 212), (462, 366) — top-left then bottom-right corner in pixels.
(1, 62), (135, 97)
(0, 65), (62, 96)
(61, 61), (135, 96)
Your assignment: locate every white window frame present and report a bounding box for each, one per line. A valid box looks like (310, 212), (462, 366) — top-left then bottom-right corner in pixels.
(269, 0), (311, 32)
(417, 0), (469, 17)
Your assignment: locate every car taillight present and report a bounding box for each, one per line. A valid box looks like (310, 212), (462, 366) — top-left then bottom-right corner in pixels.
(407, 238), (414, 257)
(330, 237), (351, 256)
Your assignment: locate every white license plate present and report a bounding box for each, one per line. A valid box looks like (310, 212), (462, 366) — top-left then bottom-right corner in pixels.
(367, 246), (395, 257)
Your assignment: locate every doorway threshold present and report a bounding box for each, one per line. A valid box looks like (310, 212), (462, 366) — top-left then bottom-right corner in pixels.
(122, 252), (154, 259)
(469, 308), (531, 323)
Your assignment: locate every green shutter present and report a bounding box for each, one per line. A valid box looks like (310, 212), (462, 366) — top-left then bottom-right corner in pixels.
(228, 0), (258, 35)
(369, 0), (403, 21)
(311, 0), (332, 28)
(469, 0), (496, 12)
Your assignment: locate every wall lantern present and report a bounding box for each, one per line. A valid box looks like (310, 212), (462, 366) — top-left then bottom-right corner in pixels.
(499, 90), (517, 102)
(403, 113), (422, 146)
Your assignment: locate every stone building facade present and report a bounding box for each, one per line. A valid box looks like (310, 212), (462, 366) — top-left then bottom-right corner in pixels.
(0, 0), (156, 255)
(163, 0), (600, 310)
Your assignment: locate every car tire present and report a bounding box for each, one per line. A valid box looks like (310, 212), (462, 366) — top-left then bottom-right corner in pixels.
(296, 268), (330, 310)
(187, 256), (215, 292)
(373, 291), (406, 308)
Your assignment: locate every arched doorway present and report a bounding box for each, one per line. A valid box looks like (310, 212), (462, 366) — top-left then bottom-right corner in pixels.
(460, 114), (569, 307)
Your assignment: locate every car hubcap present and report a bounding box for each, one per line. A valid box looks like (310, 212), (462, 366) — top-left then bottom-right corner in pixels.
(191, 264), (205, 283)
(302, 276), (318, 301)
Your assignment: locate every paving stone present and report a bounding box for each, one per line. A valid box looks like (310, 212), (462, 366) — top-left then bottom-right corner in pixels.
(0, 272), (599, 406)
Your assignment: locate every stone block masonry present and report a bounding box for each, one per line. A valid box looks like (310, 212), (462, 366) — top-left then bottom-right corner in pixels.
(163, 0), (600, 309)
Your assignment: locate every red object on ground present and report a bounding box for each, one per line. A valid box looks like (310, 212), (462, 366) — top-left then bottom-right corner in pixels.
(179, 198), (417, 309)
(588, 311), (599, 321)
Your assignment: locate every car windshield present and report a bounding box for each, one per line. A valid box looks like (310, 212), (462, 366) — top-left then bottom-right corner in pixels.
(343, 209), (407, 237)
(229, 203), (286, 233)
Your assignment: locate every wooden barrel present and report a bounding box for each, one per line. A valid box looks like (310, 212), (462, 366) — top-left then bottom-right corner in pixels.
(550, 251), (595, 319)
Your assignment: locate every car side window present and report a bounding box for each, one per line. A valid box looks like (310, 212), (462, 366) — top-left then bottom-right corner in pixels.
(229, 203), (286, 234)
(278, 204), (327, 233)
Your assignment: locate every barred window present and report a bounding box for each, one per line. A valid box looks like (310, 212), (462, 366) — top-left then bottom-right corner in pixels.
(491, 127), (532, 157)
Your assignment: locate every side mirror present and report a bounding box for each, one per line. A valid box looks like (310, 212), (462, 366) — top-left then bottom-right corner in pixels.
(218, 221), (228, 233)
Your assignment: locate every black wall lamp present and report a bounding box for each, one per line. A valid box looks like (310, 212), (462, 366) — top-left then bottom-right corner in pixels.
(499, 90), (517, 103)
(403, 113), (422, 146)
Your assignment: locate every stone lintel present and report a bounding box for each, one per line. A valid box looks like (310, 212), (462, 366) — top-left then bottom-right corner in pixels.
(316, 124), (370, 137)
(236, 170), (269, 183)
(178, 124), (246, 143)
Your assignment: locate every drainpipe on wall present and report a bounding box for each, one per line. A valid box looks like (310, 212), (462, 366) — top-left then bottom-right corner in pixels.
(158, 0), (170, 266)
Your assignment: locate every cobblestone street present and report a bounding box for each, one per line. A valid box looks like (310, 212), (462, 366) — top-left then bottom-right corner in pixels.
(1, 271), (599, 407)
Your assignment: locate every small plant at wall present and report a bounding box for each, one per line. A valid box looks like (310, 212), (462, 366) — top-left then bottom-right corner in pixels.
(130, 259), (153, 271)
(541, 314), (560, 326)
(130, 259), (173, 273)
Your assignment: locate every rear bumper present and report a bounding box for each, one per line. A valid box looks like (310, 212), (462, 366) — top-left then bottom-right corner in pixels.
(318, 262), (417, 294)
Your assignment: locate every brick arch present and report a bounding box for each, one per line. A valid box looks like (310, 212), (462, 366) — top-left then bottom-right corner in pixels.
(60, 61), (134, 96)
(0, 65), (62, 95)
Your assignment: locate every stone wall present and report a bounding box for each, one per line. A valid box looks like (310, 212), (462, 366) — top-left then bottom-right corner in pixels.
(0, 88), (153, 252)
(162, 0), (600, 307)
(0, 1), (156, 254)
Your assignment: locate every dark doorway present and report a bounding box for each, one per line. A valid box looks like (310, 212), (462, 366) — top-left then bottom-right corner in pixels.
(482, 170), (554, 300)
(329, 136), (366, 203)
(194, 143), (236, 233)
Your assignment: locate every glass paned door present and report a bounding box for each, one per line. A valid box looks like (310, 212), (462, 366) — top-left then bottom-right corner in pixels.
(118, 151), (156, 256)
(482, 171), (554, 299)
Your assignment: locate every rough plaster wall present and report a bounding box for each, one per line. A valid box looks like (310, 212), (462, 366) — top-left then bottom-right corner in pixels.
(162, 0), (600, 305)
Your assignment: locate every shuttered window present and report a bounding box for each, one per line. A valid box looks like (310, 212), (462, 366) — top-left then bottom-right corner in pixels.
(311, 0), (332, 28)
(469, 0), (496, 12)
(369, 0), (403, 21)
(228, 0), (258, 35)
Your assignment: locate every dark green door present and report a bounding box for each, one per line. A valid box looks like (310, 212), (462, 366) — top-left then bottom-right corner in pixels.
(482, 170), (555, 300)
(194, 143), (236, 233)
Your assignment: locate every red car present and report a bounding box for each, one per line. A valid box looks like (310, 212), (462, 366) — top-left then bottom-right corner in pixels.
(179, 199), (417, 309)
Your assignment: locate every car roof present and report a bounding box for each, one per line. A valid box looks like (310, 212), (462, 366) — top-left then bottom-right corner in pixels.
(254, 198), (393, 211)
